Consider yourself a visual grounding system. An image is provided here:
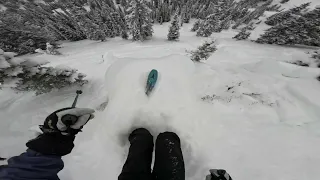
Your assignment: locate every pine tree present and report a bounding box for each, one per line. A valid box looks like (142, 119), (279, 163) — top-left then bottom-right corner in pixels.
(197, 14), (221, 37)
(233, 0), (272, 29)
(126, 0), (153, 41)
(233, 26), (252, 40)
(188, 40), (217, 62)
(256, 8), (320, 47)
(265, 3), (311, 26)
(0, 48), (87, 95)
(121, 30), (129, 40)
(191, 19), (202, 32)
(168, 12), (180, 41)
(220, 15), (233, 30)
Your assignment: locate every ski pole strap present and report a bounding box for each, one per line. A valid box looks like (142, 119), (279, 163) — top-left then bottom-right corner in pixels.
(206, 169), (232, 180)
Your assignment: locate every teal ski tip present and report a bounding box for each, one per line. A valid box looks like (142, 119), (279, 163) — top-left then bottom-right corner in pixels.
(146, 69), (158, 96)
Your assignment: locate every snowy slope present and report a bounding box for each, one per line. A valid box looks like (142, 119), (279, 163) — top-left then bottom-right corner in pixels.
(1, 22), (320, 180)
(272, 0), (320, 9)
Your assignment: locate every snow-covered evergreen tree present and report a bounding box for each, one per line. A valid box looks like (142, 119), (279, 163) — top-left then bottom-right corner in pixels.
(0, 13), (50, 55)
(0, 48), (87, 95)
(167, 12), (180, 41)
(256, 7), (320, 47)
(233, 0), (272, 29)
(126, 0), (153, 41)
(233, 27), (251, 40)
(197, 14), (221, 37)
(265, 3), (310, 26)
(220, 15), (233, 30)
(191, 19), (202, 32)
(188, 40), (217, 62)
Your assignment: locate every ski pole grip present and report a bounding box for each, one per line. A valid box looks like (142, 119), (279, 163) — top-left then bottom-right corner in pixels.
(61, 114), (78, 126)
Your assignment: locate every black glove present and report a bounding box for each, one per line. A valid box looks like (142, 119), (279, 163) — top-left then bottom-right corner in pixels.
(205, 169), (233, 180)
(26, 108), (95, 156)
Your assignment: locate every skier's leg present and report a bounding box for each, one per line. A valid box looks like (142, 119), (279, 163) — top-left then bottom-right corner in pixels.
(152, 132), (185, 180)
(118, 128), (154, 180)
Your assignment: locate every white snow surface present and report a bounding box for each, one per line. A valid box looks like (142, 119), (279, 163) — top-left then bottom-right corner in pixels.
(1, 22), (320, 180)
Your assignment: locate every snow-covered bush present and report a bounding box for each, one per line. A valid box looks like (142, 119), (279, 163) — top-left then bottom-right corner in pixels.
(0, 49), (87, 95)
(191, 19), (202, 32)
(233, 29), (251, 40)
(233, 23), (255, 40)
(167, 12), (180, 41)
(46, 43), (61, 55)
(266, 4), (282, 12)
(280, 0), (290, 4)
(197, 14), (221, 37)
(187, 40), (217, 62)
(317, 75), (320, 81)
(311, 50), (320, 60)
(121, 30), (129, 40)
(286, 60), (309, 67)
(311, 50), (320, 68)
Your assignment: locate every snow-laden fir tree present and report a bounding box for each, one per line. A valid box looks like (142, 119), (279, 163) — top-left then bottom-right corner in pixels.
(257, 6), (320, 47)
(126, 0), (153, 41)
(167, 12), (180, 41)
(233, 27), (251, 40)
(188, 40), (217, 62)
(0, 48), (87, 95)
(191, 19), (202, 32)
(265, 3), (310, 26)
(232, 0), (272, 29)
(197, 14), (221, 37)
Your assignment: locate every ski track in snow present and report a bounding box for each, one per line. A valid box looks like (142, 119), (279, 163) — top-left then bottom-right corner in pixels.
(1, 22), (320, 180)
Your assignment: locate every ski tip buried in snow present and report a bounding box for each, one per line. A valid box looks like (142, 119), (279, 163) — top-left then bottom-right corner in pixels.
(146, 69), (158, 96)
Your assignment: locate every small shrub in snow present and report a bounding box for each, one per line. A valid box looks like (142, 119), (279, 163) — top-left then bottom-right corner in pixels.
(233, 29), (251, 40)
(232, 24), (254, 40)
(280, 0), (290, 4)
(121, 30), (129, 40)
(46, 43), (61, 55)
(311, 50), (320, 60)
(191, 19), (202, 32)
(266, 4), (282, 12)
(0, 48), (87, 95)
(287, 60), (309, 67)
(317, 76), (320, 81)
(167, 12), (180, 41)
(311, 50), (320, 68)
(197, 14), (221, 37)
(15, 66), (87, 95)
(188, 40), (217, 62)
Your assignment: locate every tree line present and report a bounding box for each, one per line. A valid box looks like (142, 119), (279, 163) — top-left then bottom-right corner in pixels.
(0, 0), (319, 55)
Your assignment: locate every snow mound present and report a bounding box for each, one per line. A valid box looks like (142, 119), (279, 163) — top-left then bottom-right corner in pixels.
(242, 59), (297, 75)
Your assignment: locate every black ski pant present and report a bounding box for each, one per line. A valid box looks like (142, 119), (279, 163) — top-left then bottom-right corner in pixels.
(118, 128), (185, 180)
